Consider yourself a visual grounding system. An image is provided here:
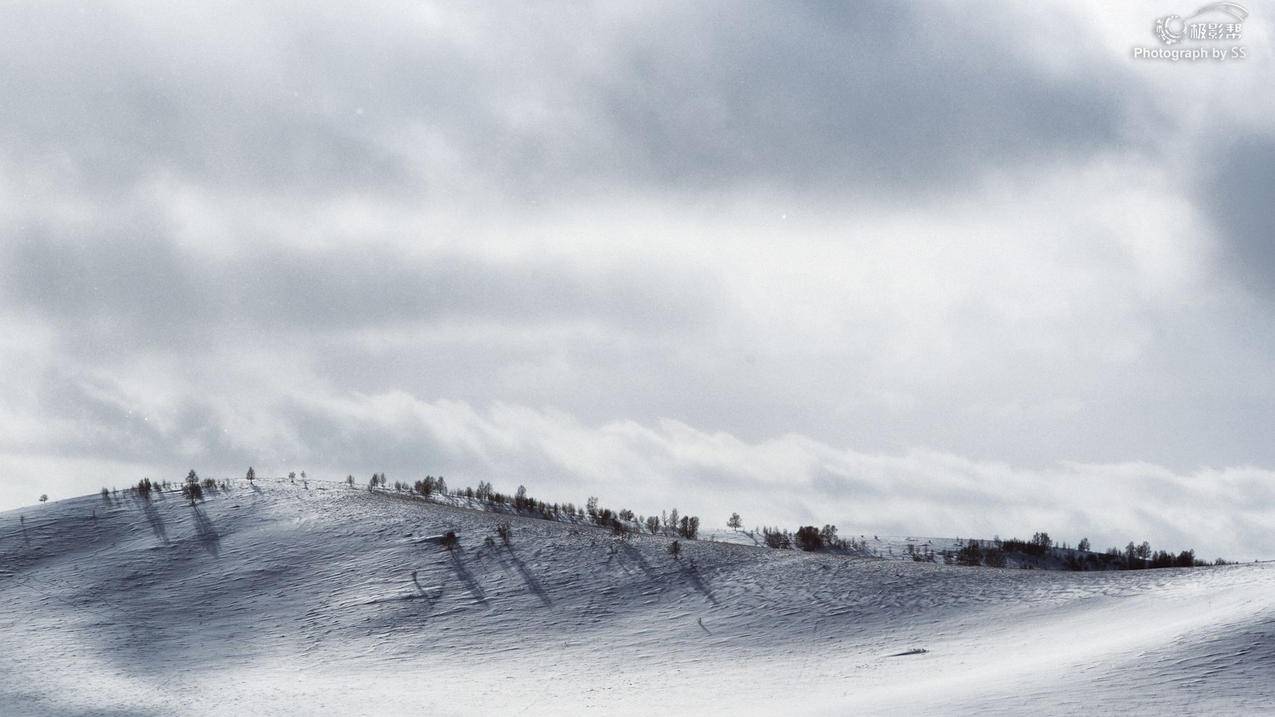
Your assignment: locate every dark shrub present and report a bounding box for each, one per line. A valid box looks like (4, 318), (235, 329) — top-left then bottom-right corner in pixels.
(678, 515), (700, 540)
(795, 526), (823, 551)
(984, 547), (1007, 568)
(182, 481), (204, 504)
(957, 539), (984, 566)
(415, 478), (435, 498)
(762, 527), (791, 549)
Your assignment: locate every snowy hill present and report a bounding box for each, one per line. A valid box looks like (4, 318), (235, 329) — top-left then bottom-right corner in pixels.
(2, 479), (1272, 716)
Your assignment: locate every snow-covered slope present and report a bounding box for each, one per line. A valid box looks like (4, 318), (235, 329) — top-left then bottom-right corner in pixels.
(703, 527), (974, 562)
(2, 480), (1271, 716)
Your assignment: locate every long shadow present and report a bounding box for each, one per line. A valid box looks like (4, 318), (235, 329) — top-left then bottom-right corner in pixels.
(447, 549), (489, 606)
(502, 546), (552, 606)
(191, 506), (220, 557)
(249, 482), (263, 494)
(410, 570), (440, 610)
(680, 559), (720, 607)
(141, 501), (169, 544)
(616, 541), (657, 579)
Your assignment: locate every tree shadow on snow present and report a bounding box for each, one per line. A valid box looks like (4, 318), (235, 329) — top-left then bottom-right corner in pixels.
(447, 549), (489, 606)
(141, 501), (169, 545)
(615, 541), (657, 579)
(191, 506), (220, 557)
(680, 560), (719, 607)
(502, 546), (551, 607)
(409, 570), (441, 611)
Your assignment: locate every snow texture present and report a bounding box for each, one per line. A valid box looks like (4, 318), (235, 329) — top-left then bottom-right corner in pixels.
(2, 480), (1271, 715)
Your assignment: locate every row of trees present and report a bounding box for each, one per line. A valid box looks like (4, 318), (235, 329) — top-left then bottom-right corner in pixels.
(100, 469), (1226, 572)
(759, 524), (846, 552)
(1101, 541), (1206, 569)
(115, 471), (233, 504)
(740, 520), (1223, 569)
(937, 534), (1215, 570)
(364, 475), (704, 541)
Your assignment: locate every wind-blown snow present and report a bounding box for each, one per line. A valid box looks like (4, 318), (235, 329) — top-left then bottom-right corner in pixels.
(1, 481), (1271, 715)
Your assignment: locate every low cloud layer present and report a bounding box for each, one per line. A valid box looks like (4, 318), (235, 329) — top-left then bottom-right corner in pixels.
(4, 386), (1272, 559)
(1, 2), (1273, 557)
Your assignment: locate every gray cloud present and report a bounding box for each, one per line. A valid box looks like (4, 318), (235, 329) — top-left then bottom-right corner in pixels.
(574, 2), (1140, 193)
(0, 2), (1146, 203)
(0, 1), (1272, 557)
(0, 4), (415, 198)
(0, 231), (721, 349)
(7, 390), (1272, 559)
(1202, 136), (1275, 296)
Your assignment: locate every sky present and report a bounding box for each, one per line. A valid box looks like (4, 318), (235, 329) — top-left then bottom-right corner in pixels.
(1, 1), (1273, 558)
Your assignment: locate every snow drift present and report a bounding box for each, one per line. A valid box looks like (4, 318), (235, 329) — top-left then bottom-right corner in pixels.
(1, 480), (1271, 716)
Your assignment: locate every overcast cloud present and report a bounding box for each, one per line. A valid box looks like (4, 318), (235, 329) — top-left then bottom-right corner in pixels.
(1, 1), (1273, 559)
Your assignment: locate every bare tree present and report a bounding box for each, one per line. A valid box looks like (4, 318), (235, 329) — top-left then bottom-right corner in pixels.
(664, 508), (679, 534)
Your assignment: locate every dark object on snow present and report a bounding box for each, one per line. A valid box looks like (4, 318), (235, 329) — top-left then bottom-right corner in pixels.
(795, 526), (823, 551)
(182, 480), (204, 505)
(419, 531), (460, 545)
(887, 648), (928, 657)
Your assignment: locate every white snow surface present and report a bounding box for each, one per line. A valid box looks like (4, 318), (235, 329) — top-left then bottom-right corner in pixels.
(2, 480), (1272, 716)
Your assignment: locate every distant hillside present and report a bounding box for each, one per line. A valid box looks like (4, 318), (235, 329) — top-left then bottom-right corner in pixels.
(1, 478), (1272, 716)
